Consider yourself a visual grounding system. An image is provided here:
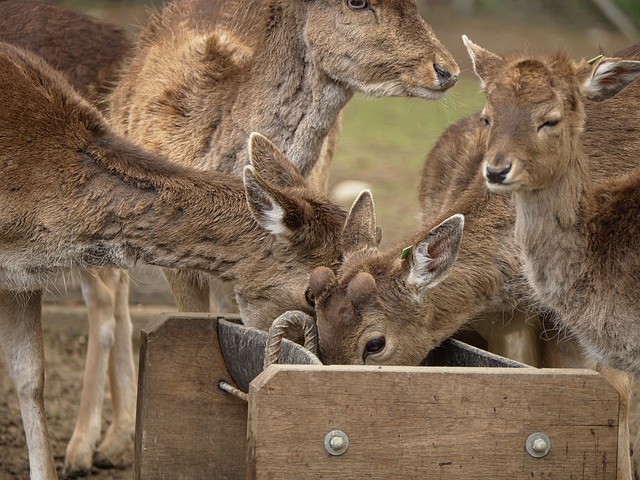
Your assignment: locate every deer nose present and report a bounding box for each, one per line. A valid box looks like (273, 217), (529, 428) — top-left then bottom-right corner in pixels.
(433, 63), (457, 88)
(485, 163), (512, 184)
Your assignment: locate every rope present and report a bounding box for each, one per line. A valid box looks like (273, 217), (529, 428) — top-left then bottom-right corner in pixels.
(264, 311), (318, 370)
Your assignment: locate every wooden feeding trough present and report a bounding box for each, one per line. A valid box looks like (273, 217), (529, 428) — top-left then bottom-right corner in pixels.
(134, 313), (620, 479)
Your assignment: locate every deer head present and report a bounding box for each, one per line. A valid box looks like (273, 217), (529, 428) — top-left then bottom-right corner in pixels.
(462, 36), (640, 194)
(304, 0), (460, 97)
(310, 205), (465, 365)
(234, 133), (380, 328)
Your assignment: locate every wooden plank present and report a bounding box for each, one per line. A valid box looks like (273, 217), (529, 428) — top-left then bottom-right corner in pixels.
(248, 366), (619, 479)
(134, 314), (247, 480)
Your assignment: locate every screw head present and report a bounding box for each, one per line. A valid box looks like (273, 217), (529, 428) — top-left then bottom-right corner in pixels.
(526, 432), (551, 458)
(324, 430), (349, 456)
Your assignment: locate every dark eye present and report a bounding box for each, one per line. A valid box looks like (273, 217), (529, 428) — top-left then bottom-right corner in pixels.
(538, 119), (560, 131)
(304, 287), (315, 307)
(346, 0), (368, 10)
(480, 116), (490, 127)
(363, 336), (386, 360)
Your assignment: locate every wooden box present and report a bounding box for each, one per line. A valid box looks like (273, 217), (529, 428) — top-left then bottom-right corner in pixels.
(134, 314), (620, 479)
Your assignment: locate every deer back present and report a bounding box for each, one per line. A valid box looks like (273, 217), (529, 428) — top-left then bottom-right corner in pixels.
(0, 0), (132, 109)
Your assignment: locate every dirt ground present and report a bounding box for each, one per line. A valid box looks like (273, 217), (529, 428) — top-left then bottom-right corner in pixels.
(0, 266), (174, 480)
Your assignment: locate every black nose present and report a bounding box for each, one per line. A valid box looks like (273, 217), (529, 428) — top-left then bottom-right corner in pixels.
(485, 164), (512, 184)
(433, 63), (455, 87)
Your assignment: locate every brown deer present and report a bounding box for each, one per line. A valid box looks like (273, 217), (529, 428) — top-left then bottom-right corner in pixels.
(0, 1), (140, 475)
(309, 42), (640, 480)
(470, 38), (640, 387)
(0, 41), (370, 480)
(108, 0), (460, 315)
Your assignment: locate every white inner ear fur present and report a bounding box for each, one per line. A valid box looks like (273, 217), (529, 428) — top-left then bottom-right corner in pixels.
(407, 243), (433, 289)
(260, 200), (288, 237)
(582, 61), (617, 97)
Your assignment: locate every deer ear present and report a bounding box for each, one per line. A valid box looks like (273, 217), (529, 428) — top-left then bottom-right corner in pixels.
(243, 165), (302, 238)
(342, 190), (378, 255)
(462, 35), (502, 88)
(580, 58), (640, 102)
(405, 214), (464, 296)
(248, 132), (306, 189)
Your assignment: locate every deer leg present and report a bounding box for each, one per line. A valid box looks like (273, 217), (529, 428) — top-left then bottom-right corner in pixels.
(632, 428), (640, 480)
(93, 269), (136, 469)
(64, 268), (118, 476)
(162, 267), (210, 312)
(0, 289), (57, 480)
(597, 364), (633, 480)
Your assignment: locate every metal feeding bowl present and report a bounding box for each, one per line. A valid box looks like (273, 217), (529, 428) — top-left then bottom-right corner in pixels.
(218, 311), (527, 394)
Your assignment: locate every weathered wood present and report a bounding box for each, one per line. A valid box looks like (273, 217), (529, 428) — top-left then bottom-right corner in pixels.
(134, 314), (247, 480)
(248, 365), (619, 479)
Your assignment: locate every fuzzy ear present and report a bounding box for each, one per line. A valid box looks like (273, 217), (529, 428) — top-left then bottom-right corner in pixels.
(462, 35), (503, 88)
(405, 214), (464, 295)
(342, 190), (378, 255)
(580, 58), (640, 102)
(248, 132), (306, 189)
(243, 165), (302, 238)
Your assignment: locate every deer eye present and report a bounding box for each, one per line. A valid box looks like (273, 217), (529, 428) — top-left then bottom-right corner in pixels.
(538, 119), (560, 131)
(480, 116), (491, 128)
(304, 287), (316, 307)
(346, 0), (368, 10)
(363, 336), (386, 360)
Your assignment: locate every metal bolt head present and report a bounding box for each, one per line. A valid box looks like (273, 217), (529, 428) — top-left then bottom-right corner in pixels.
(526, 432), (551, 458)
(324, 430), (349, 456)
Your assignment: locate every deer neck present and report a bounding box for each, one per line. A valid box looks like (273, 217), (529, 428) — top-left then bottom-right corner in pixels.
(84, 143), (272, 281)
(513, 150), (592, 312)
(207, 0), (353, 178)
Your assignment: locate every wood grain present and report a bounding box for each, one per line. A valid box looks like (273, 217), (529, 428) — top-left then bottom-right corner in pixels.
(134, 314), (247, 480)
(248, 365), (619, 479)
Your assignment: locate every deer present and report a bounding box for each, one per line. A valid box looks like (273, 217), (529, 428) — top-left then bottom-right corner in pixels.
(80, 1), (459, 468)
(0, 1), (142, 476)
(0, 40), (374, 480)
(108, 0), (460, 315)
(467, 37), (640, 471)
(470, 36), (640, 375)
(308, 42), (640, 480)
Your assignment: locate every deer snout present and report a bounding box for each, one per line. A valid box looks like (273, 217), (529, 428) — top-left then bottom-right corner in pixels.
(433, 63), (458, 89)
(485, 162), (512, 185)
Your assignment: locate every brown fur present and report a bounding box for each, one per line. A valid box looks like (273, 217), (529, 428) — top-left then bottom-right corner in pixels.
(0, 0), (132, 110)
(473, 41), (640, 376)
(109, 0), (460, 315)
(309, 41), (640, 480)
(311, 43), (640, 367)
(0, 3), (137, 475)
(0, 41), (349, 323)
(109, 0), (459, 180)
(0, 41), (368, 480)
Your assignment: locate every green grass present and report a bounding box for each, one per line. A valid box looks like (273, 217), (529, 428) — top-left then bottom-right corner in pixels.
(330, 78), (486, 247)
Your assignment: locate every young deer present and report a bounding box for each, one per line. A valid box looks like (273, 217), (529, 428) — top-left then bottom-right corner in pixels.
(309, 42), (640, 479)
(108, 0), (460, 314)
(0, 41), (368, 480)
(470, 39), (640, 375)
(0, 1), (139, 475)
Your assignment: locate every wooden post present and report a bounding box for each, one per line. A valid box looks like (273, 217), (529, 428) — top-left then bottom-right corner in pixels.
(134, 314), (247, 480)
(247, 365), (619, 479)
